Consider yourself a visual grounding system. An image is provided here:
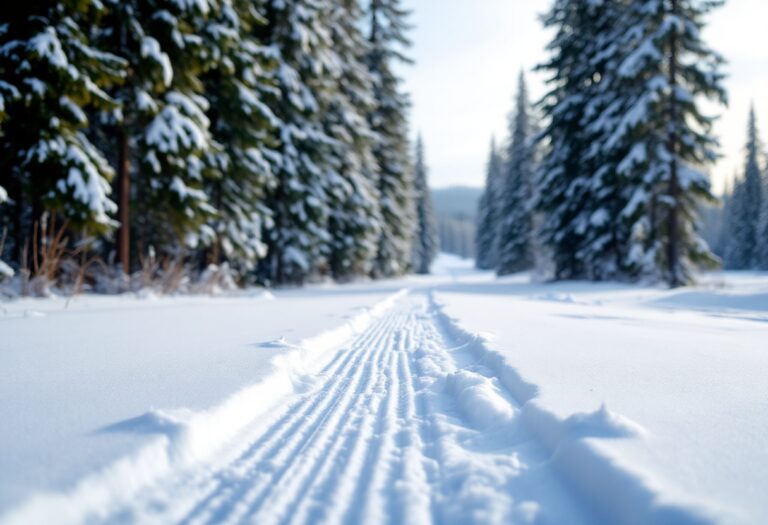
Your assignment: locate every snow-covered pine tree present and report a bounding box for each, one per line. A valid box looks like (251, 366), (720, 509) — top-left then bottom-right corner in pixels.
(0, 1), (125, 261)
(324, 0), (382, 281)
(256, 0), (335, 285)
(497, 72), (536, 276)
(198, 0), (278, 278)
(761, 157), (768, 270)
(97, 0), (216, 273)
(536, 0), (606, 280)
(538, 0), (725, 286)
(411, 135), (438, 274)
(475, 138), (503, 270)
(367, 0), (416, 278)
(723, 107), (763, 269)
(610, 0), (725, 286)
(570, 0), (635, 281)
(723, 175), (748, 268)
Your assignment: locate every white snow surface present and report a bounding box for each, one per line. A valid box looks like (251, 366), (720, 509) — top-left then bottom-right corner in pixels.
(0, 255), (766, 525)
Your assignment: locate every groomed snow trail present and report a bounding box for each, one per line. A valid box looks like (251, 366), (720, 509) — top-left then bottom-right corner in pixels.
(104, 292), (591, 525)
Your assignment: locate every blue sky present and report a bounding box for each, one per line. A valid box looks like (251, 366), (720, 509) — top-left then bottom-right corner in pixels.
(402, 0), (768, 194)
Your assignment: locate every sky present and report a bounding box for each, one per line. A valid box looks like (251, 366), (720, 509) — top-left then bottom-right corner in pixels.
(402, 0), (768, 195)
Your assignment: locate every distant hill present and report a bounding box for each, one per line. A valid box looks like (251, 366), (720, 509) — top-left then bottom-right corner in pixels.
(430, 186), (482, 259)
(431, 186), (483, 221)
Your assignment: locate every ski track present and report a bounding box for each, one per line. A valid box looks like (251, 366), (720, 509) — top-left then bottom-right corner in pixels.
(105, 291), (591, 525)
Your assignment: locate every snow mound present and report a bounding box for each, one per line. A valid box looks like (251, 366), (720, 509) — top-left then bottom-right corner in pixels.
(0, 260), (13, 280)
(256, 337), (300, 350)
(445, 370), (517, 429)
(565, 403), (647, 439)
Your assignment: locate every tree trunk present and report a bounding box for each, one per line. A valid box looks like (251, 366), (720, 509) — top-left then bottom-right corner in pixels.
(666, 0), (681, 287)
(12, 179), (24, 265)
(117, 129), (131, 275)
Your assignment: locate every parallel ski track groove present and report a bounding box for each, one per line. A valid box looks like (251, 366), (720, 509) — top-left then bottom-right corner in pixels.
(101, 292), (595, 525)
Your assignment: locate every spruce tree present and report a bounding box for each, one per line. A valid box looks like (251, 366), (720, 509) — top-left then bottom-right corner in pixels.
(538, 0), (725, 286)
(572, 0), (631, 280)
(199, 0), (278, 277)
(476, 139), (503, 270)
(324, 0), (382, 281)
(497, 72), (536, 276)
(536, 0), (605, 280)
(615, 0), (725, 286)
(0, 0), (125, 261)
(723, 177), (749, 268)
(723, 108), (764, 269)
(257, 0), (335, 285)
(411, 135), (438, 274)
(760, 160), (768, 269)
(367, 0), (416, 278)
(96, 0), (217, 273)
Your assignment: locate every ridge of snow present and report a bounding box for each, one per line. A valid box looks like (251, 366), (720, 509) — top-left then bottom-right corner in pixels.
(429, 291), (721, 525)
(0, 289), (409, 525)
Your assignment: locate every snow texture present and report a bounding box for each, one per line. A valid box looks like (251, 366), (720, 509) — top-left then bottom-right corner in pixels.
(1, 257), (767, 524)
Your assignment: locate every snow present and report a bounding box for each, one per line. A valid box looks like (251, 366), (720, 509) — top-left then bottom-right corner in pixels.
(0, 287), (405, 522)
(140, 37), (172, 87)
(0, 259), (12, 279)
(0, 256), (767, 524)
(434, 265), (768, 525)
(59, 139), (117, 223)
(145, 92), (209, 154)
(29, 27), (67, 69)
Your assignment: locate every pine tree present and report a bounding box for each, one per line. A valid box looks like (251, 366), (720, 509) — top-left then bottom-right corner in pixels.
(96, 0), (217, 273)
(199, 0), (278, 277)
(0, 0), (125, 261)
(615, 0), (725, 286)
(723, 177), (749, 268)
(476, 139), (503, 270)
(367, 0), (416, 278)
(536, 0), (605, 280)
(538, 0), (725, 286)
(324, 0), (382, 281)
(760, 158), (768, 269)
(497, 72), (536, 276)
(723, 107), (763, 269)
(257, 0), (336, 285)
(571, 0), (632, 280)
(411, 135), (438, 274)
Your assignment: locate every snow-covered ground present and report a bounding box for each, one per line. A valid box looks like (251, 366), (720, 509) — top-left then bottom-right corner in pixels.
(1, 254), (766, 525)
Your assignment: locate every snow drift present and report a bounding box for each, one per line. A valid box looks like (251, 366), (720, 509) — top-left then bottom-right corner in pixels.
(0, 289), (409, 525)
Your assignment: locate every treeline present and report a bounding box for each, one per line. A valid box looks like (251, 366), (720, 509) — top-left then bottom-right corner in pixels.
(0, 0), (437, 293)
(717, 107), (768, 270)
(478, 0), (727, 287)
